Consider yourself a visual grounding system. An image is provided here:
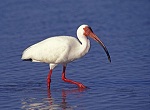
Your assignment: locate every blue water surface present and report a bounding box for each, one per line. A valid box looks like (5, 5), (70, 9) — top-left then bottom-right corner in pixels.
(0, 0), (150, 110)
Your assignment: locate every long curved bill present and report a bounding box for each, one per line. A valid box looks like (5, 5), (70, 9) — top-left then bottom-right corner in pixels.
(89, 32), (111, 62)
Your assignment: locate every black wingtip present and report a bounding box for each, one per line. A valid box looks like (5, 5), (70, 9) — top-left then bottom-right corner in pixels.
(22, 59), (32, 62)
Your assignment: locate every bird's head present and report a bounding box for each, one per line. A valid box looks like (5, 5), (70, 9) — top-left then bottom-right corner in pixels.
(77, 24), (111, 62)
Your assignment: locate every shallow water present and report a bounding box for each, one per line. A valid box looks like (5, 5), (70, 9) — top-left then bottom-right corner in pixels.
(0, 0), (150, 110)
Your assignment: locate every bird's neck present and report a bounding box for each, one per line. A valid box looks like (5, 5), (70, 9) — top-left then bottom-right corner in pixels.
(77, 34), (90, 56)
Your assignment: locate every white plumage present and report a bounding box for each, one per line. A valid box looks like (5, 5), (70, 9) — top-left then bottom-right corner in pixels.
(22, 36), (89, 67)
(22, 24), (111, 89)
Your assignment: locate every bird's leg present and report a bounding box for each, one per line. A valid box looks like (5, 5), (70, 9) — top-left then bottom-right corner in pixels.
(62, 66), (87, 89)
(47, 69), (52, 89)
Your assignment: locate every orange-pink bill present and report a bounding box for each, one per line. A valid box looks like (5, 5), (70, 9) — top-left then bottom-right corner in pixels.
(84, 26), (111, 62)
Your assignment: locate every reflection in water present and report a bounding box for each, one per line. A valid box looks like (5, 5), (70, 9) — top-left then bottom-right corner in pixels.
(21, 88), (86, 110)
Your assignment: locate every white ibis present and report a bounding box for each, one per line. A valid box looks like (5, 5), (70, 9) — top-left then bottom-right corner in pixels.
(21, 24), (111, 89)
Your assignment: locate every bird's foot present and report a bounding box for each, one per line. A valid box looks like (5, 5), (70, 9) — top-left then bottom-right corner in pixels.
(78, 83), (87, 89)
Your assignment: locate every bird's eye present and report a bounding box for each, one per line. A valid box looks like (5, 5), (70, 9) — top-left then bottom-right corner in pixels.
(83, 26), (93, 36)
(88, 26), (93, 33)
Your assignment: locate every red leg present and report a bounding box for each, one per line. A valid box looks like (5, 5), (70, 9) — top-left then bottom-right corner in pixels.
(47, 69), (52, 89)
(62, 66), (87, 89)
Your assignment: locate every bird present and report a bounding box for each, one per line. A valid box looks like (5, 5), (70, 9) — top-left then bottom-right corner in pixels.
(21, 24), (111, 89)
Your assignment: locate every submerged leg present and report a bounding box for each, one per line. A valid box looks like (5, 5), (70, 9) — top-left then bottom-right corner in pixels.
(62, 66), (87, 88)
(47, 64), (57, 89)
(47, 69), (52, 89)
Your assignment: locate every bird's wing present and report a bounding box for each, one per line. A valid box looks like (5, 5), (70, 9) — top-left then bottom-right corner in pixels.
(22, 36), (71, 63)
